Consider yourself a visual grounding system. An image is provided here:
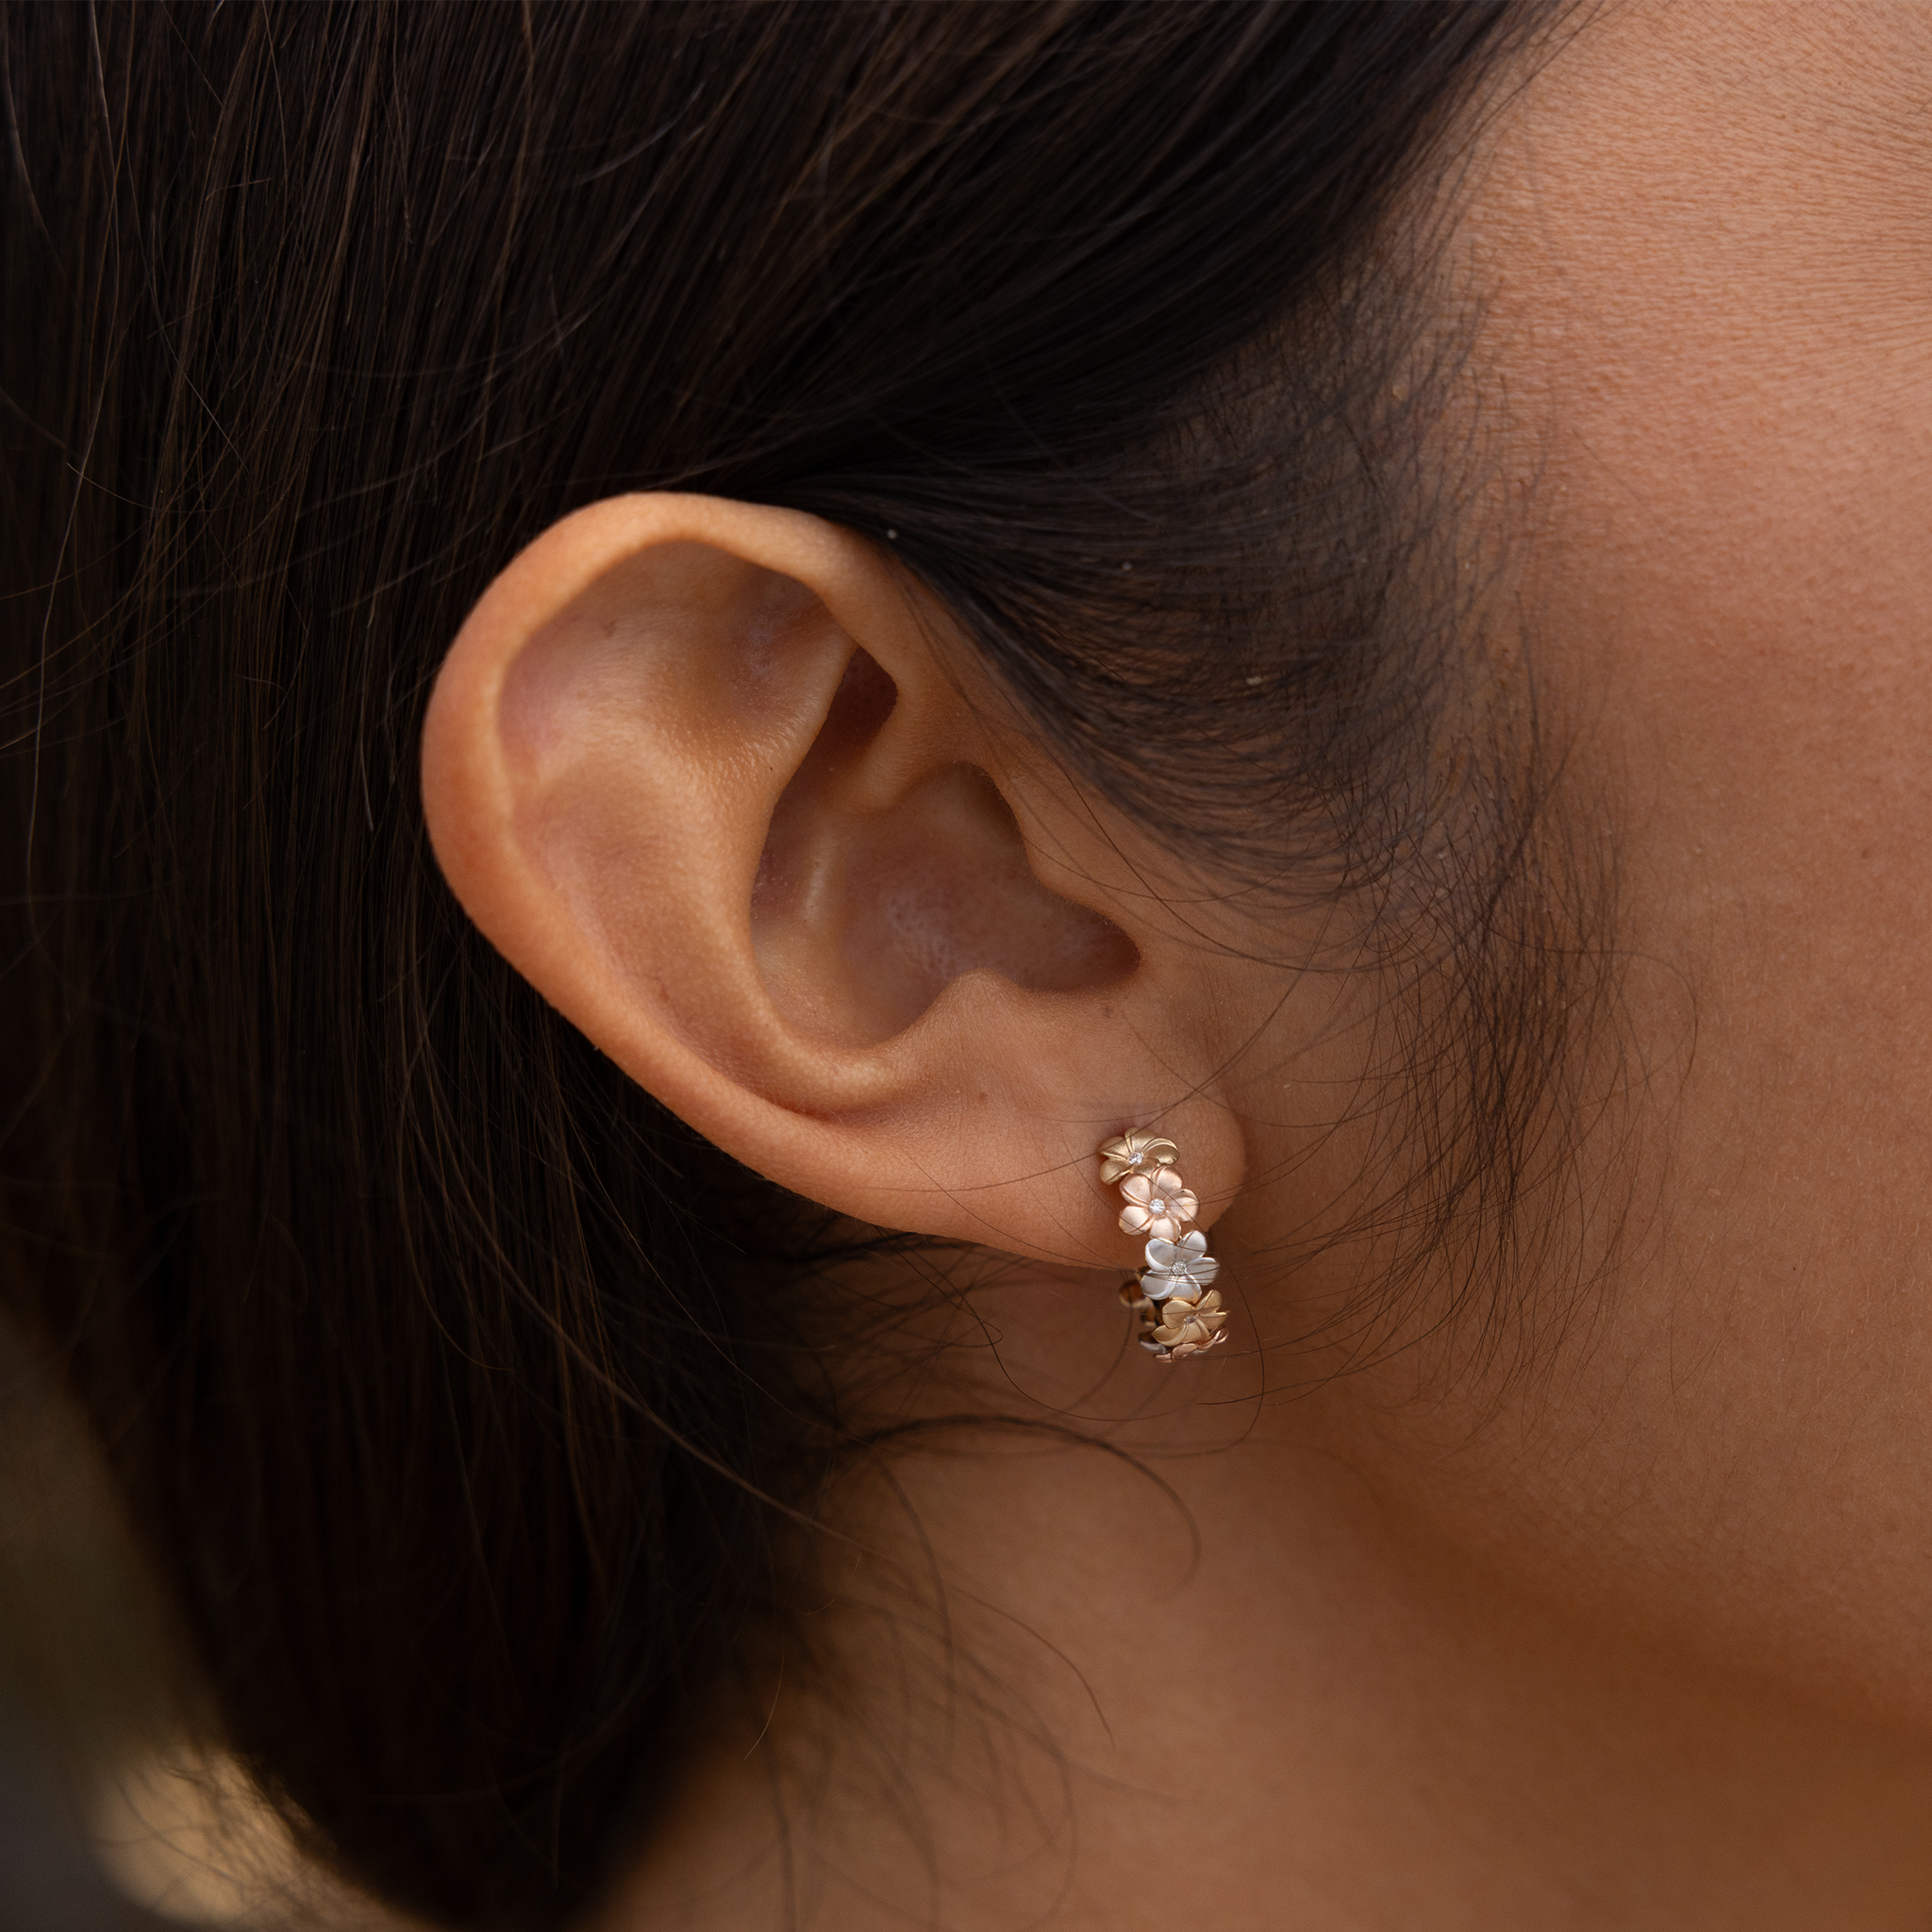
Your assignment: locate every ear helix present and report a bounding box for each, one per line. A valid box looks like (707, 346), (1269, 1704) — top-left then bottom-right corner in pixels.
(1098, 1130), (1229, 1360)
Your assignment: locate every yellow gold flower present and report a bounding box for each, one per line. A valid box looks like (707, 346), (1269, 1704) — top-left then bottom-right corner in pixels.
(1150, 1288), (1228, 1357)
(1098, 1129), (1180, 1186)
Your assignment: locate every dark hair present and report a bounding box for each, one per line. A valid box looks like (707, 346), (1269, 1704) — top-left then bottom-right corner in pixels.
(1, 3), (1577, 1926)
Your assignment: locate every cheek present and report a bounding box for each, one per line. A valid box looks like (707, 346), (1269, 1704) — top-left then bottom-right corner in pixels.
(1425, 3), (1932, 1719)
(1523, 434), (1932, 1720)
(1575, 329), (1932, 1299)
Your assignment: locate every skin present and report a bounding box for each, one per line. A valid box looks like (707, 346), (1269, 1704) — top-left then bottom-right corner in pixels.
(421, 4), (1932, 1926)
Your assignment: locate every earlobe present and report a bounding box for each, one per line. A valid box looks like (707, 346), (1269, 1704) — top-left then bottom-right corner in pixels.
(422, 492), (1244, 1268)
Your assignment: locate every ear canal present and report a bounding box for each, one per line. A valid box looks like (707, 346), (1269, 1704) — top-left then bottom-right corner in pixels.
(752, 648), (1139, 1048)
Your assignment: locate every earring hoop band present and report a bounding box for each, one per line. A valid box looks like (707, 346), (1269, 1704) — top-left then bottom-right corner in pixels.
(1097, 1130), (1229, 1360)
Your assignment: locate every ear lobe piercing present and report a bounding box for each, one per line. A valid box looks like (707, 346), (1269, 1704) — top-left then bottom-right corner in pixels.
(1097, 1130), (1229, 1361)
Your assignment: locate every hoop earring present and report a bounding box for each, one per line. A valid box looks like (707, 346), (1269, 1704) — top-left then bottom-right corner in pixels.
(1097, 1130), (1229, 1361)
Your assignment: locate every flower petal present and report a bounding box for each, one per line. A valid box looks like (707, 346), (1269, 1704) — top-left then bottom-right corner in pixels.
(1177, 1230), (1208, 1258)
(1102, 1131), (1179, 1180)
(1187, 1256), (1221, 1288)
(1121, 1174), (1155, 1205)
(1144, 1237), (1179, 1270)
(1119, 1203), (1154, 1235)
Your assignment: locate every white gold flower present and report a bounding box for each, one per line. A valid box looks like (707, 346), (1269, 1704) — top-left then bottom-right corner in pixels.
(1141, 1229), (1220, 1301)
(1118, 1166), (1198, 1241)
(1150, 1287), (1229, 1357)
(1098, 1130), (1180, 1187)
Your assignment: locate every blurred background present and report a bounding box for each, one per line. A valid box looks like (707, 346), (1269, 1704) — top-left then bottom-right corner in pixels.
(0, 1324), (392, 1932)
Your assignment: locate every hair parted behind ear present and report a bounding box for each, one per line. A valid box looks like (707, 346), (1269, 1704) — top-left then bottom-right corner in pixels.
(0, 4), (1575, 1927)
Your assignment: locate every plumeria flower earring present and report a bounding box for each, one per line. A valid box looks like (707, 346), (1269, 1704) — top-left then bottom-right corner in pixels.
(1119, 1168), (1198, 1241)
(1097, 1129), (1230, 1361)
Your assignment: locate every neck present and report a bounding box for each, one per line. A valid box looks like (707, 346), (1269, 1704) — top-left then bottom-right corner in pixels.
(608, 1265), (1932, 1931)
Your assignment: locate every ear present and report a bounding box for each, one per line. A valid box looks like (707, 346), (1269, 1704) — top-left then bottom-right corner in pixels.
(421, 494), (1245, 1267)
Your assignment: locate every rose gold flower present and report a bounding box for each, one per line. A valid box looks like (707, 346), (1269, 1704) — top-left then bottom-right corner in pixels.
(1163, 1331), (1227, 1360)
(1118, 1167), (1199, 1241)
(1098, 1130), (1180, 1187)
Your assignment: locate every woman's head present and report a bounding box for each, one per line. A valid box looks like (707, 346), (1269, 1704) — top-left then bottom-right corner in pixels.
(7, 3), (1931, 1926)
